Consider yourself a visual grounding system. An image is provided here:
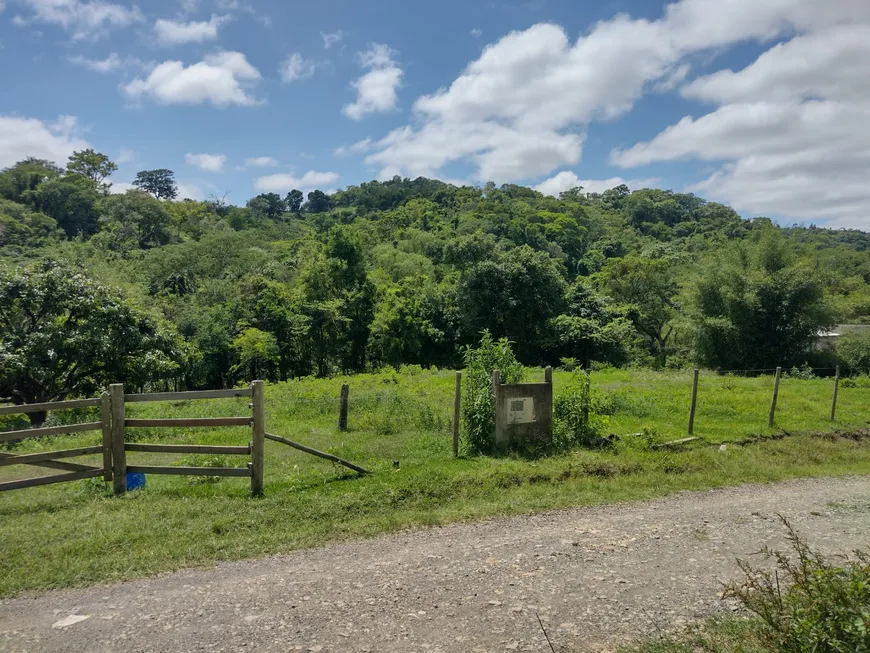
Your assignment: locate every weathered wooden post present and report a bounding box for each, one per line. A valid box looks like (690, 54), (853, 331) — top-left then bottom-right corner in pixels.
(338, 383), (349, 432)
(251, 380), (265, 496)
(544, 366), (553, 384)
(492, 369), (503, 445)
(100, 391), (113, 483)
(768, 366), (782, 428)
(688, 368), (699, 435)
(831, 365), (840, 421)
(110, 383), (126, 495)
(452, 371), (462, 457)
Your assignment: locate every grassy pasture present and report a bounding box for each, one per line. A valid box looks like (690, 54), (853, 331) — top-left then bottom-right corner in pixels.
(1, 367), (869, 597)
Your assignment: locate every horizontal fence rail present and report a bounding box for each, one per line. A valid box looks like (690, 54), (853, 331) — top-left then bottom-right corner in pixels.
(124, 417), (252, 428)
(126, 465), (252, 477)
(0, 469), (104, 492)
(0, 421), (103, 443)
(0, 397), (102, 416)
(0, 446), (103, 467)
(124, 443), (252, 455)
(124, 389), (252, 403)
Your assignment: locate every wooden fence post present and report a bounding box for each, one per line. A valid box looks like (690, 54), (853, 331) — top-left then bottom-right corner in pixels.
(250, 380), (265, 496)
(831, 365), (840, 421)
(688, 368), (699, 435)
(768, 366), (782, 428)
(100, 391), (113, 482)
(338, 383), (349, 432)
(110, 383), (126, 495)
(493, 370), (503, 445)
(544, 366), (553, 384)
(452, 371), (462, 457)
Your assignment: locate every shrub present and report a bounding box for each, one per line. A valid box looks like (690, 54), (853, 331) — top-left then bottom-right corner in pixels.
(837, 329), (870, 370)
(553, 369), (599, 448)
(785, 363), (816, 380)
(724, 517), (870, 653)
(461, 331), (523, 454)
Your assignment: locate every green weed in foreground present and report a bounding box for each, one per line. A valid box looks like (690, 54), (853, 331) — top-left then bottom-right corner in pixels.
(622, 520), (870, 653)
(1, 367), (870, 598)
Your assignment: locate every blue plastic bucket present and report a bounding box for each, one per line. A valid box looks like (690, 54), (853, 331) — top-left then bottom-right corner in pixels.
(126, 472), (146, 491)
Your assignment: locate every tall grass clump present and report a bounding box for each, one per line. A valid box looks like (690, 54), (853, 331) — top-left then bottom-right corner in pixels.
(724, 517), (870, 653)
(461, 331), (522, 454)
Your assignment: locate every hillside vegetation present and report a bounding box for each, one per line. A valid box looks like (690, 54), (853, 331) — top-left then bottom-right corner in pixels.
(2, 151), (870, 405)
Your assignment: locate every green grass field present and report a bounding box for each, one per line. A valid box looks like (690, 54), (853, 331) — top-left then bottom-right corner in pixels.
(1, 367), (869, 598)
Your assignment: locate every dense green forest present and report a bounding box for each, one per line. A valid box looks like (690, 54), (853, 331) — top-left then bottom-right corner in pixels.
(3, 150), (870, 407)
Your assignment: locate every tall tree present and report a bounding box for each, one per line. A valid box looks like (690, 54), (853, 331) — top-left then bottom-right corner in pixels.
(133, 169), (178, 200)
(306, 189), (333, 213)
(457, 246), (566, 362)
(0, 158), (63, 203)
(600, 255), (679, 363)
(0, 261), (181, 424)
(98, 190), (173, 250)
(66, 149), (117, 192)
(691, 229), (834, 370)
(246, 193), (285, 219)
(285, 189), (304, 214)
(30, 176), (100, 237)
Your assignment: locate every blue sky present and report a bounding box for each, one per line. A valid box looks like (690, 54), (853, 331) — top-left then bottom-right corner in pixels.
(1, 0), (869, 229)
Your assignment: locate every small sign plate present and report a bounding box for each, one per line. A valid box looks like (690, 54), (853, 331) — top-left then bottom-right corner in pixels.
(507, 397), (534, 424)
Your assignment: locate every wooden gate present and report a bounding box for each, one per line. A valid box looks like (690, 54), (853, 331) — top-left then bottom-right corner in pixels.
(0, 395), (111, 492)
(113, 380), (265, 496)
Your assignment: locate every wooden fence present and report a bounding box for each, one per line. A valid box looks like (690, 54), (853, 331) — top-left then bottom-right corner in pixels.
(0, 381), (265, 495)
(0, 395), (110, 492)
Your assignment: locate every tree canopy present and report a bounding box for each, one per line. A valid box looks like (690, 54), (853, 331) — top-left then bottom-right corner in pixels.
(1, 152), (867, 399)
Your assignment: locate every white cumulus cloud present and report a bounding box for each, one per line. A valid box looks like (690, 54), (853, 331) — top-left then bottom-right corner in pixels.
(14, 0), (143, 39)
(280, 53), (315, 83)
(533, 172), (661, 197)
(244, 156), (278, 168)
(154, 14), (232, 45)
(185, 152), (226, 172)
(254, 170), (340, 193)
(0, 114), (89, 168)
(122, 51), (262, 107)
(612, 20), (870, 228)
(362, 0), (868, 192)
(343, 43), (402, 120)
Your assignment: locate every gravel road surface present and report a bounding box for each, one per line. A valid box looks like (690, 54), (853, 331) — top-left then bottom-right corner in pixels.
(2, 475), (869, 653)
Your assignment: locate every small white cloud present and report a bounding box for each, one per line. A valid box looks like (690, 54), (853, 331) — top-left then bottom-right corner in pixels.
(334, 138), (374, 157)
(533, 171), (659, 197)
(109, 181), (137, 194)
(320, 29), (343, 49)
(154, 14), (232, 45)
(471, 28), (482, 37)
(185, 152), (226, 172)
(244, 156), (279, 168)
(254, 170), (340, 192)
(123, 51), (262, 107)
(15, 0), (143, 40)
(280, 53), (315, 83)
(68, 52), (144, 73)
(176, 181), (204, 200)
(343, 43), (402, 120)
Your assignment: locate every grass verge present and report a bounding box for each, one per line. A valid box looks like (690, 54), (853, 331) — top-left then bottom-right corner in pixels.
(1, 368), (870, 598)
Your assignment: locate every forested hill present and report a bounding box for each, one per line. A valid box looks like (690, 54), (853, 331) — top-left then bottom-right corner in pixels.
(2, 152), (870, 400)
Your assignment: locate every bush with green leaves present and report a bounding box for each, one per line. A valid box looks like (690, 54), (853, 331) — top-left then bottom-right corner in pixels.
(461, 331), (523, 455)
(724, 517), (870, 653)
(553, 369), (599, 449)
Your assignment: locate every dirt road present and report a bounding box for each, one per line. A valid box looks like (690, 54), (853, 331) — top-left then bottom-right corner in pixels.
(2, 476), (869, 653)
